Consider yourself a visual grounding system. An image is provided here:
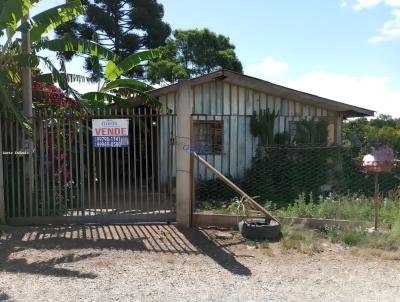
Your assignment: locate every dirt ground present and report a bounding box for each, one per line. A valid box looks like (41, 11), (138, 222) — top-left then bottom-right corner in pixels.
(0, 224), (399, 302)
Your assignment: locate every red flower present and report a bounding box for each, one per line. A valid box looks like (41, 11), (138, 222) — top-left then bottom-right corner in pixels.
(32, 81), (80, 110)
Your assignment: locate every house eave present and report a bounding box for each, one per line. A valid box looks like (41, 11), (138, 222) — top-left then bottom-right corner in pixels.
(147, 70), (375, 118)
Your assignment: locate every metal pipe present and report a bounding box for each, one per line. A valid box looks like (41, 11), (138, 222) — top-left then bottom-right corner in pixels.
(127, 108), (132, 213)
(0, 117), (5, 222)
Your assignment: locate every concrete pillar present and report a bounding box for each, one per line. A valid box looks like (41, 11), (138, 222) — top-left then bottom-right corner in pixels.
(175, 80), (193, 227)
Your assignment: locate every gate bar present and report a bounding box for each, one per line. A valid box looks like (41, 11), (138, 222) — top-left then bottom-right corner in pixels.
(0, 118), (5, 223)
(192, 152), (280, 223)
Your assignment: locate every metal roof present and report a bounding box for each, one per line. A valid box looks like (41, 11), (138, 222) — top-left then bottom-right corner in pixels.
(148, 69), (374, 118)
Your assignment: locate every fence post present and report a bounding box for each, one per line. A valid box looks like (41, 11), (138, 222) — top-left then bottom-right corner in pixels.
(0, 120), (5, 224)
(175, 79), (193, 227)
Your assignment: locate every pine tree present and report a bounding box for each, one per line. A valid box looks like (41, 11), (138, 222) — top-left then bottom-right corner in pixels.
(56, 0), (171, 78)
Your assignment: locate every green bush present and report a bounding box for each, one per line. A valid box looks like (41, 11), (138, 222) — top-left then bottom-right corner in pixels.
(325, 222), (400, 251)
(265, 192), (400, 228)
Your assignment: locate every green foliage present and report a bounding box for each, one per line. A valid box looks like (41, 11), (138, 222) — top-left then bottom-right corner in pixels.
(293, 118), (328, 146)
(104, 49), (161, 80)
(326, 227), (365, 246)
(147, 28), (243, 83)
(280, 224), (324, 254)
(195, 145), (400, 214)
(274, 132), (290, 145)
(195, 176), (239, 211)
(228, 196), (251, 216)
(250, 109), (279, 145)
(279, 221), (400, 256)
(55, 0), (171, 77)
(0, 0), (90, 121)
(344, 114), (400, 152)
(325, 222), (400, 251)
(270, 192), (400, 228)
(0, 0), (164, 118)
(0, 0), (24, 32)
(36, 38), (119, 61)
(283, 193), (317, 218)
(102, 79), (152, 93)
(17, 1), (85, 42)
(241, 146), (335, 205)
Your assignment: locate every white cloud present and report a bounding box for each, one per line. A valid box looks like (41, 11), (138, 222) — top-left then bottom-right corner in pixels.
(345, 1), (400, 43)
(385, 0), (400, 6)
(369, 9), (400, 42)
(353, 0), (382, 10)
(69, 81), (100, 94)
(279, 72), (400, 117)
(352, 0), (400, 10)
(246, 57), (288, 78)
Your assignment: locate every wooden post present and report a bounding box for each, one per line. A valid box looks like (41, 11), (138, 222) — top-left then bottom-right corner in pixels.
(336, 113), (343, 145)
(175, 80), (193, 227)
(192, 152), (280, 224)
(374, 173), (379, 231)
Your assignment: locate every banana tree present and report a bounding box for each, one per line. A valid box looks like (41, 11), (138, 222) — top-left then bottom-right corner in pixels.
(0, 0), (121, 121)
(79, 48), (163, 110)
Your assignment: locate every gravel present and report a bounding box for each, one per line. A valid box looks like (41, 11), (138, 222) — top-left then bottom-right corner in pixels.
(0, 225), (399, 302)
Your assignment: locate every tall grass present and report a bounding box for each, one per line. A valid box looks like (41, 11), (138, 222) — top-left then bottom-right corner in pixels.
(325, 220), (400, 251)
(265, 191), (400, 227)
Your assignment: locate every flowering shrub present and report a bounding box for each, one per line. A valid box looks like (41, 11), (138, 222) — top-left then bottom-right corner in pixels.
(31, 81), (80, 211)
(372, 145), (395, 162)
(32, 81), (80, 111)
(362, 145), (395, 166)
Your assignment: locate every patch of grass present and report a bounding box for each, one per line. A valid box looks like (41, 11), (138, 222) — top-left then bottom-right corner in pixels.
(280, 224), (324, 254)
(351, 248), (400, 260)
(325, 219), (400, 251)
(265, 191), (400, 228)
(327, 227), (364, 246)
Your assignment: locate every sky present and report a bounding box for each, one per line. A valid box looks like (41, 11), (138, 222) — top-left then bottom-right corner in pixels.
(33, 0), (400, 117)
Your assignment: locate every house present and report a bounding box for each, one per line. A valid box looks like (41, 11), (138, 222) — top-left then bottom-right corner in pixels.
(149, 69), (374, 181)
(0, 69), (374, 225)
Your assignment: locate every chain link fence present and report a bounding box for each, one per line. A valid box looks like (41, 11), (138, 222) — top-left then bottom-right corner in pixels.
(193, 145), (400, 215)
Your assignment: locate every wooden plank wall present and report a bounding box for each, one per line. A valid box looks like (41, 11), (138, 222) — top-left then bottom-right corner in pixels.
(158, 80), (338, 181)
(158, 93), (177, 185)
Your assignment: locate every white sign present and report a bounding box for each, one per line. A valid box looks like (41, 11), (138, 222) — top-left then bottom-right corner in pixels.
(92, 119), (129, 148)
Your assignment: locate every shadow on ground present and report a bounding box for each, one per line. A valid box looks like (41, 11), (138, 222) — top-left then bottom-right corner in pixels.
(0, 224), (251, 279)
(0, 292), (10, 301)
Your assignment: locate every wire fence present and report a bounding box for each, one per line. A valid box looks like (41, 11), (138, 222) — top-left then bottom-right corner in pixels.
(193, 145), (400, 213)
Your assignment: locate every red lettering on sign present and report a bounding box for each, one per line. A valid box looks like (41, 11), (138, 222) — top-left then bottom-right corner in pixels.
(96, 128), (127, 136)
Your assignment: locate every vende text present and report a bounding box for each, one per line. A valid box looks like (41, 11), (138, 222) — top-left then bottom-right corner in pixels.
(95, 128), (127, 136)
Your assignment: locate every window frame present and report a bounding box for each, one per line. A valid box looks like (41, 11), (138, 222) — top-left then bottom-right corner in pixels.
(192, 120), (224, 155)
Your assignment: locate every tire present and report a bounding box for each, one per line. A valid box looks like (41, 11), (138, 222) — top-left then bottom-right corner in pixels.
(238, 218), (281, 242)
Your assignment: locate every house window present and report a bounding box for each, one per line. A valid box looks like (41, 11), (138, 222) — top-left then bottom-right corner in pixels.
(289, 119), (329, 145)
(192, 121), (224, 154)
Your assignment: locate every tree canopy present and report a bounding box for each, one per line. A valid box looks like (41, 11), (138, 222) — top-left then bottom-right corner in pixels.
(55, 0), (171, 78)
(344, 115), (400, 152)
(147, 29), (243, 83)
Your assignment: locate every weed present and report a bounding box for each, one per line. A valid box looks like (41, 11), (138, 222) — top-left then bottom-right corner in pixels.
(280, 224), (324, 254)
(325, 218), (400, 251)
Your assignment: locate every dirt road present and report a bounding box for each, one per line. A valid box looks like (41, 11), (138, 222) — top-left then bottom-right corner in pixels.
(0, 225), (399, 302)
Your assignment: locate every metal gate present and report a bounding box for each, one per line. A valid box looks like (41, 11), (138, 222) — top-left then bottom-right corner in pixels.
(0, 108), (176, 225)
